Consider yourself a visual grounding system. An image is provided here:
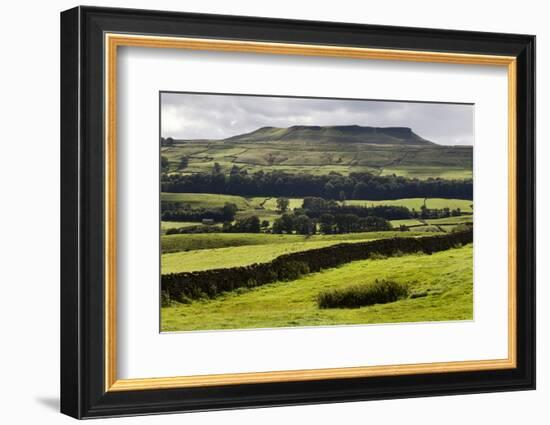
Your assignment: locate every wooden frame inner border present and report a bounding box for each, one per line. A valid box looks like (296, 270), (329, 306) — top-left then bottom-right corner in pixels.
(104, 33), (518, 392)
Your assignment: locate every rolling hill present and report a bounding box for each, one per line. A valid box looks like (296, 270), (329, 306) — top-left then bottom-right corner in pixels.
(162, 125), (472, 179)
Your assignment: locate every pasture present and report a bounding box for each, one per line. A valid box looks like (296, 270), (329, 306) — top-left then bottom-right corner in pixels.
(345, 197), (473, 212)
(161, 244), (473, 331)
(161, 231), (433, 273)
(161, 230), (432, 254)
(161, 192), (250, 209)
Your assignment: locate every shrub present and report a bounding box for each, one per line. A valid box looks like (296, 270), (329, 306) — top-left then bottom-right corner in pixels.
(452, 223), (473, 233)
(369, 252), (387, 260)
(317, 279), (409, 309)
(278, 261), (310, 281)
(246, 278), (258, 288)
(160, 290), (172, 307)
(165, 225), (220, 235)
(234, 287), (250, 295)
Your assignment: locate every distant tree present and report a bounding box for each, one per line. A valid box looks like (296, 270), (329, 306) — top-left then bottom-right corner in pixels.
(222, 202), (238, 221)
(324, 182), (335, 198)
(161, 137), (174, 147)
(160, 170), (473, 201)
(319, 213), (335, 234)
(420, 204), (429, 219)
(352, 181), (368, 199)
(223, 215), (260, 233)
(339, 190), (347, 204)
(294, 215), (316, 235)
(272, 213), (295, 234)
(335, 213), (359, 233)
(276, 197), (290, 212)
(236, 215), (260, 233)
(160, 155), (169, 171)
(272, 219), (283, 234)
(178, 156), (189, 170)
(261, 220), (270, 229)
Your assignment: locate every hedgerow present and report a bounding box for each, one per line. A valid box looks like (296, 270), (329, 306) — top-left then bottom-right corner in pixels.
(161, 230), (472, 303)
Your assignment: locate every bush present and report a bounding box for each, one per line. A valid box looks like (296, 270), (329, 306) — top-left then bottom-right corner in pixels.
(317, 279), (409, 309)
(452, 223), (473, 233)
(165, 225), (221, 235)
(278, 261), (310, 281)
(160, 290), (172, 307)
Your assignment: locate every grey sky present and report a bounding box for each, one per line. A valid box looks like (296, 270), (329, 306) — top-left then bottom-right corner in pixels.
(161, 92), (473, 146)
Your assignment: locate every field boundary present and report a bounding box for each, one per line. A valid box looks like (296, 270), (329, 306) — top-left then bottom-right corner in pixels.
(162, 230), (473, 303)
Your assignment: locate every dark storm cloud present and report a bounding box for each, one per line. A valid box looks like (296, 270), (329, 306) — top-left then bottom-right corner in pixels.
(161, 92), (473, 146)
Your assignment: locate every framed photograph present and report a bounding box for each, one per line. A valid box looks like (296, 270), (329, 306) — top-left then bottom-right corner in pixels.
(60, 6), (535, 419)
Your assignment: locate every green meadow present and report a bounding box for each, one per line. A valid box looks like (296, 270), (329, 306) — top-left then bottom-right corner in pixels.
(161, 230), (431, 253)
(345, 197), (473, 212)
(161, 244), (473, 331)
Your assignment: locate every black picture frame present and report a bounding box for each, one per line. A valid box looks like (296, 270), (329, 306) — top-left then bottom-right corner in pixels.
(61, 5), (535, 419)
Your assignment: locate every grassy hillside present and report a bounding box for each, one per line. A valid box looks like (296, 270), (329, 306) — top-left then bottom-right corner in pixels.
(161, 244), (473, 331)
(162, 139), (472, 179)
(224, 125), (432, 145)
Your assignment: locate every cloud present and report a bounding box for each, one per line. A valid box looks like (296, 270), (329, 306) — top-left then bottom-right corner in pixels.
(161, 92), (473, 146)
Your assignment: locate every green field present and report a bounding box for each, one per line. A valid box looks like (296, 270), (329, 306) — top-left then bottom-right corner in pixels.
(257, 197), (305, 211)
(425, 215), (473, 225)
(345, 198), (473, 212)
(162, 231), (434, 273)
(380, 166), (472, 180)
(161, 231), (431, 254)
(161, 221), (203, 234)
(161, 244), (473, 331)
(161, 192), (250, 209)
(161, 192), (473, 216)
(389, 219), (425, 228)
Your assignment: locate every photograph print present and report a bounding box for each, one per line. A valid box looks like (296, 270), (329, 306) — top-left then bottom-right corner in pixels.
(159, 92), (474, 332)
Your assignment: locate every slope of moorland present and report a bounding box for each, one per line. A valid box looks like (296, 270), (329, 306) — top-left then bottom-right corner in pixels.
(161, 125), (472, 178)
(223, 125), (433, 145)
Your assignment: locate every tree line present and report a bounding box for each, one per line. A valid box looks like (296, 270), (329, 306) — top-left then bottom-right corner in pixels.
(161, 167), (472, 200)
(161, 202), (238, 222)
